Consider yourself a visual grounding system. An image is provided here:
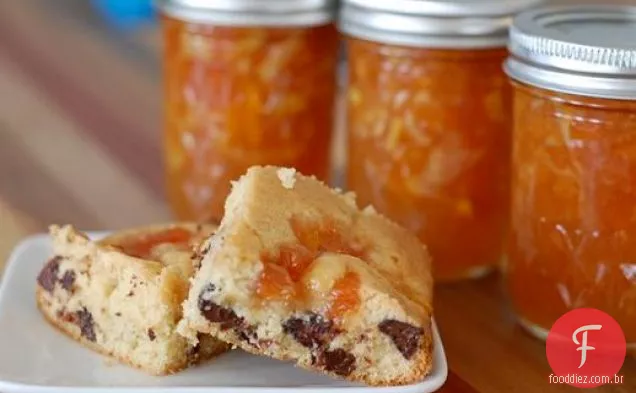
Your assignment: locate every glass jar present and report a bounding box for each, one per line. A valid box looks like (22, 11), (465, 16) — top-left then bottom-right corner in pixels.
(504, 5), (636, 346)
(159, 0), (339, 222)
(340, 0), (541, 281)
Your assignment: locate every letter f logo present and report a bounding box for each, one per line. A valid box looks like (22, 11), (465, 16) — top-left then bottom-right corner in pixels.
(572, 324), (602, 368)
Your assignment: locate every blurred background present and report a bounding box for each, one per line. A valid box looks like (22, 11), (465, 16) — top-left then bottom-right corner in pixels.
(0, 0), (166, 259)
(0, 0), (625, 260)
(0, 0), (346, 256)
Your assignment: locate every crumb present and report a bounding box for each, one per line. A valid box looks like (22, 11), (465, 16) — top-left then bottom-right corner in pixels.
(341, 191), (358, 208)
(276, 167), (297, 189)
(363, 205), (377, 215)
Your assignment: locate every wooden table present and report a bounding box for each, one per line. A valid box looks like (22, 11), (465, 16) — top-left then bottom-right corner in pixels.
(0, 1), (633, 391)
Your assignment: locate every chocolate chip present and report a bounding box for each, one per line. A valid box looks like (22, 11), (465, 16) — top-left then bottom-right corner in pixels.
(56, 309), (77, 324)
(148, 329), (156, 341)
(60, 311), (77, 324)
(197, 287), (243, 330)
(37, 257), (61, 293)
(378, 319), (423, 360)
(76, 307), (96, 342)
(237, 325), (259, 347)
(115, 312), (122, 317)
(127, 290), (134, 297)
(197, 284), (250, 333)
(317, 349), (356, 377)
(283, 313), (337, 348)
(60, 270), (76, 291)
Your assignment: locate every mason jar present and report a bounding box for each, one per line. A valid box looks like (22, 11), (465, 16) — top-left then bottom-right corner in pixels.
(340, 0), (542, 281)
(158, 0), (339, 222)
(504, 5), (636, 348)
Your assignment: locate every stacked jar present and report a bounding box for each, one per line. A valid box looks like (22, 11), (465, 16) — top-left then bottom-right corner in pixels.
(159, 0), (340, 222)
(504, 5), (636, 348)
(339, 0), (541, 281)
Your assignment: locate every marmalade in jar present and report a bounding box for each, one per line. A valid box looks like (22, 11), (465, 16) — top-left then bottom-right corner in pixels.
(507, 82), (636, 344)
(346, 38), (511, 281)
(162, 16), (339, 221)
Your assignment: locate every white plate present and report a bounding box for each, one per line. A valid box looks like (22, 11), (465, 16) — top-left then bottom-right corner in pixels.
(0, 234), (447, 393)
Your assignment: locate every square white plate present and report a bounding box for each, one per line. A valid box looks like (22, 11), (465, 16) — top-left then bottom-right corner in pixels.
(0, 233), (447, 393)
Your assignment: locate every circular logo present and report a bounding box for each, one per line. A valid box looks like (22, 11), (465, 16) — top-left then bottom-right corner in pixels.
(546, 308), (626, 388)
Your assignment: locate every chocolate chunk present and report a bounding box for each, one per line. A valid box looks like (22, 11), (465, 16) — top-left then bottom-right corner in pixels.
(62, 312), (78, 324)
(60, 270), (76, 291)
(127, 290), (134, 297)
(197, 286), (243, 330)
(237, 325), (259, 347)
(201, 303), (242, 330)
(115, 312), (122, 317)
(37, 257), (61, 293)
(317, 349), (356, 377)
(76, 307), (96, 342)
(57, 309), (77, 324)
(378, 319), (423, 360)
(283, 313), (337, 348)
(148, 329), (156, 341)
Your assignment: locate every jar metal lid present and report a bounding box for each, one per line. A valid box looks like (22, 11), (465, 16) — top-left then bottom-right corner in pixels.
(339, 0), (543, 49)
(505, 5), (636, 100)
(156, 0), (337, 27)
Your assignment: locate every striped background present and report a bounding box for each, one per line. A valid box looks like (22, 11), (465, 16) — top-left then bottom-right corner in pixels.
(0, 1), (634, 392)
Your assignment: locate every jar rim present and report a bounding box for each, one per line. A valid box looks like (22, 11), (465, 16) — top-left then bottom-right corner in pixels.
(339, 0), (544, 49)
(505, 5), (636, 100)
(156, 0), (337, 27)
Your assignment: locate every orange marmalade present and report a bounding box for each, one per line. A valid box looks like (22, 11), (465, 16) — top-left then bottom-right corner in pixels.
(162, 16), (339, 221)
(504, 5), (636, 347)
(346, 38), (511, 281)
(507, 83), (636, 344)
(117, 228), (193, 260)
(256, 217), (366, 322)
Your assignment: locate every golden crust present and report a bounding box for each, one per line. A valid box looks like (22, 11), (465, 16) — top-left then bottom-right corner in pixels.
(181, 166), (434, 386)
(36, 287), (229, 375)
(201, 321), (434, 386)
(37, 222), (229, 375)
